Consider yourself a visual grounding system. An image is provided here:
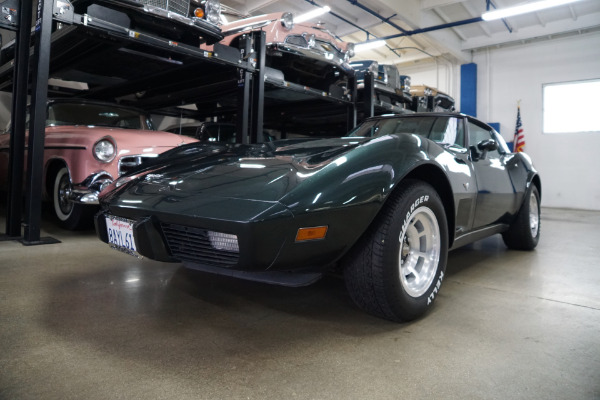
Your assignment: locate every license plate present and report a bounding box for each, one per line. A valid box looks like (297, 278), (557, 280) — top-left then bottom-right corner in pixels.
(106, 215), (137, 254)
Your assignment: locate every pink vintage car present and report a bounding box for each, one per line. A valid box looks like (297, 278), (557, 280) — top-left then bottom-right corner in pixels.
(208, 11), (355, 96)
(0, 99), (197, 229)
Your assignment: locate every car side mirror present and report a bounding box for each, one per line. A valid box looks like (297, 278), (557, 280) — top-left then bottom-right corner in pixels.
(474, 139), (498, 160)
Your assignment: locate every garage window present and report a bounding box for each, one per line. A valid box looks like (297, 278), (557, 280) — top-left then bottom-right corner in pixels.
(543, 79), (600, 134)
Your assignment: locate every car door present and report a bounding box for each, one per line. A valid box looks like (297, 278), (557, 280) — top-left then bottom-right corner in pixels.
(466, 118), (516, 228)
(427, 116), (477, 235)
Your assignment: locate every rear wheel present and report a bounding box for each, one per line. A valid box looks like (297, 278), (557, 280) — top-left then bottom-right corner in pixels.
(53, 167), (94, 230)
(344, 180), (448, 322)
(502, 185), (541, 250)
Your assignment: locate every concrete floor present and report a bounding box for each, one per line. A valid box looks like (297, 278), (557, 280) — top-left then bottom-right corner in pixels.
(0, 206), (599, 400)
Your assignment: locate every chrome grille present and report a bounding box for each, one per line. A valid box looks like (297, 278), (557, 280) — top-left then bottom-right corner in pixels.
(140, 0), (190, 17)
(161, 223), (239, 267)
(285, 35), (309, 47)
(118, 154), (157, 176)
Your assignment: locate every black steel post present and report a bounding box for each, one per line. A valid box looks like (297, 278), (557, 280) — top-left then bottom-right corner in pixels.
(346, 74), (357, 131)
(4, 0), (32, 239)
(22, 0), (59, 245)
(364, 71), (374, 119)
(250, 30), (265, 144)
(236, 34), (251, 145)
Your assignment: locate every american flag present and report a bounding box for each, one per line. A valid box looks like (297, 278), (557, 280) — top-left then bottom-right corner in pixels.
(513, 105), (525, 152)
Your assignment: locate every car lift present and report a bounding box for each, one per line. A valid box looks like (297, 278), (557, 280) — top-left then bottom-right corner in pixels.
(0, 0), (388, 245)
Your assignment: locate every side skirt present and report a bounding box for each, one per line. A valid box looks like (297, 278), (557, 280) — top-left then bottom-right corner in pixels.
(450, 223), (509, 250)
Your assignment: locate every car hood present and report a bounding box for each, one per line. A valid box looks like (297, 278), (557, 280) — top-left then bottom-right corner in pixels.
(43, 126), (196, 149)
(104, 137), (369, 205)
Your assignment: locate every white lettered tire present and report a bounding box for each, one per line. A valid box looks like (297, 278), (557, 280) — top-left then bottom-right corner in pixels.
(53, 167), (94, 230)
(344, 180), (449, 322)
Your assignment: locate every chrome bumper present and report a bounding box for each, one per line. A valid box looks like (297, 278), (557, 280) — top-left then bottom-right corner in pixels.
(270, 43), (354, 73)
(69, 172), (114, 205)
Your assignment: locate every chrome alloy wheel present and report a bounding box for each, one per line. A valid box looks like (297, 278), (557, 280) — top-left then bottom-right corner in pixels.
(399, 206), (441, 298)
(529, 190), (540, 238)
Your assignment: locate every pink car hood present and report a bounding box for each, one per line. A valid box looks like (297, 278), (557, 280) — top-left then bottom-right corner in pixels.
(208, 12), (350, 51)
(44, 125), (196, 152)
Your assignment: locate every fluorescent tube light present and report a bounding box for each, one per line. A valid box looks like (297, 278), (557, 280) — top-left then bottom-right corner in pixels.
(296, 6), (331, 23)
(354, 40), (387, 53)
(482, 0), (581, 21)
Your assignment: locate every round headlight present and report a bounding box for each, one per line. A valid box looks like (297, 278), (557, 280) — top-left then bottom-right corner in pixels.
(346, 42), (355, 58)
(93, 138), (116, 163)
(204, 0), (221, 25)
(281, 12), (294, 31)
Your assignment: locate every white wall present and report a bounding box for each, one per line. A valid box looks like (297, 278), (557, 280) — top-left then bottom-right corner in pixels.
(398, 58), (459, 103)
(398, 32), (600, 211)
(473, 32), (600, 211)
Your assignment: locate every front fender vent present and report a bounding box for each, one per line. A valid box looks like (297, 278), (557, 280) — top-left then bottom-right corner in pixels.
(160, 223), (239, 267)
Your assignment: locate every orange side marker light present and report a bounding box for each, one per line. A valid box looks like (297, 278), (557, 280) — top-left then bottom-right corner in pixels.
(296, 226), (328, 242)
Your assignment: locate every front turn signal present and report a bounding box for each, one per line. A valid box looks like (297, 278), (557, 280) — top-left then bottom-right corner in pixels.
(296, 226), (328, 242)
(194, 8), (205, 18)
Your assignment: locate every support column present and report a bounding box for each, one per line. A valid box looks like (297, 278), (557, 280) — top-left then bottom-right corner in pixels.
(363, 71), (375, 119)
(346, 74), (357, 131)
(236, 34), (251, 145)
(22, 0), (59, 245)
(250, 30), (265, 144)
(460, 63), (477, 117)
(3, 0), (32, 239)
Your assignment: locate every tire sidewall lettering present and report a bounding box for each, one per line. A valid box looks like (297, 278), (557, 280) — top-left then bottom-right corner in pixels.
(390, 188), (447, 313)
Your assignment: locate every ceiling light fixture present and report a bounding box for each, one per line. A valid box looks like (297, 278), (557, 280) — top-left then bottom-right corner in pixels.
(354, 40), (387, 53)
(295, 6), (331, 23)
(482, 0), (582, 21)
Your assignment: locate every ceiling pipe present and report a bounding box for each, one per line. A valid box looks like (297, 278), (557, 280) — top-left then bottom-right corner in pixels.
(362, 17), (485, 42)
(345, 0), (411, 35)
(302, 0), (403, 58)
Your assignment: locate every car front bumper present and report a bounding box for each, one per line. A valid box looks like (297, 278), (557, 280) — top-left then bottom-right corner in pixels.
(69, 172), (114, 205)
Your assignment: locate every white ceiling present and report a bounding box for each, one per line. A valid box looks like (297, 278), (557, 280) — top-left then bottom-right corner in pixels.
(219, 0), (600, 66)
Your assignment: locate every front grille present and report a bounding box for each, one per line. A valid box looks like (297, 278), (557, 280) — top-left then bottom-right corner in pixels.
(285, 35), (309, 48)
(118, 154), (157, 176)
(140, 0), (189, 17)
(161, 223), (239, 267)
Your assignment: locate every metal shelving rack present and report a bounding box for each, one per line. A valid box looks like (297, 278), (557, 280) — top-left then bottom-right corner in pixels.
(0, 0), (364, 244)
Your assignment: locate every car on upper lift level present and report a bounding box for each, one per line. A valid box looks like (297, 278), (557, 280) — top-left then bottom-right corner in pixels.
(205, 11), (356, 98)
(0, 99), (197, 229)
(95, 112), (541, 322)
(70, 0), (224, 46)
(350, 60), (412, 107)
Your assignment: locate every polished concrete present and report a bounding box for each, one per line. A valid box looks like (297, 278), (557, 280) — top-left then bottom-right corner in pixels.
(1, 206), (599, 400)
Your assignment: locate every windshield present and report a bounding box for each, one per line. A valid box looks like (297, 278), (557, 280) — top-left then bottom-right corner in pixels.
(348, 117), (435, 138)
(348, 116), (464, 147)
(46, 103), (154, 130)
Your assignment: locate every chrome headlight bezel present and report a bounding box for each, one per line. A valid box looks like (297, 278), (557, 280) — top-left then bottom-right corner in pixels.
(204, 0), (221, 25)
(368, 61), (379, 75)
(93, 136), (117, 163)
(346, 42), (355, 58)
(281, 12), (294, 31)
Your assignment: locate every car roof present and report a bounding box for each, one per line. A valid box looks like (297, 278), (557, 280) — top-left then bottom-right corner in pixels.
(363, 112), (496, 131)
(366, 112), (466, 120)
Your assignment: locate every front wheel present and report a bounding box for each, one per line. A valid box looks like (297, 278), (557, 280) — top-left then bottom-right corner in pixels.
(344, 180), (448, 322)
(53, 167), (94, 230)
(502, 185), (541, 250)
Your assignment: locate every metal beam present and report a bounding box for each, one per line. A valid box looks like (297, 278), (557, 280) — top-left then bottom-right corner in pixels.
(4, 0), (32, 239)
(250, 30), (265, 144)
(22, 0), (59, 245)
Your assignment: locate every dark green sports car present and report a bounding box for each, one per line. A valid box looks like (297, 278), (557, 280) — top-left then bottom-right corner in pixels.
(95, 112), (541, 322)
